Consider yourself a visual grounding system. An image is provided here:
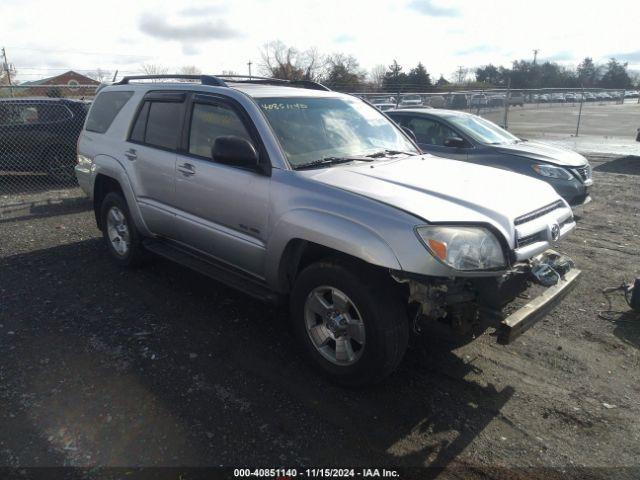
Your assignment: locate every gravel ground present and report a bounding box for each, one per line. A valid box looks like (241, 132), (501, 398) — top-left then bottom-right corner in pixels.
(0, 156), (639, 478)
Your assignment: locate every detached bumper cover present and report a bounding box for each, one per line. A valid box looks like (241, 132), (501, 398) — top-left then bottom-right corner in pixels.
(498, 268), (581, 344)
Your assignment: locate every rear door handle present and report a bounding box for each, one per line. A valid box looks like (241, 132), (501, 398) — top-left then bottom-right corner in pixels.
(177, 162), (196, 176)
(124, 149), (137, 161)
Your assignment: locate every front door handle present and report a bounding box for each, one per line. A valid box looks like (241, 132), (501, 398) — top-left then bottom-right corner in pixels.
(124, 149), (137, 161)
(177, 162), (196, 176)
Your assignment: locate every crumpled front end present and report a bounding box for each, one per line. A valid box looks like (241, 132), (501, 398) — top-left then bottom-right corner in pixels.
(393, 248), (581, 344)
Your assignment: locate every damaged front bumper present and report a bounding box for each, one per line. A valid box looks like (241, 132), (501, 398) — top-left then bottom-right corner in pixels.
(394, 249), (581, 344)
(497, 267), (581, 344)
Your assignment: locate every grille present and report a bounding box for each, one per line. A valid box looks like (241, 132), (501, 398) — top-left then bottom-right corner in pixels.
(516, 231), (545, 248)
(514, 200), (564, 226)
(574, 165), (592, 182)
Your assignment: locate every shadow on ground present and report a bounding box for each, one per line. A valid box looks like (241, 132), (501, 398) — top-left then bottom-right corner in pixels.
(593, 156), (640, 175)
(610, 311), (640, 350)
(0, 239), (514, 473)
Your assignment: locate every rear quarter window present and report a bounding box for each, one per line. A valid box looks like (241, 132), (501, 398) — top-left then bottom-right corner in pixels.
(85, 91), (133, 133)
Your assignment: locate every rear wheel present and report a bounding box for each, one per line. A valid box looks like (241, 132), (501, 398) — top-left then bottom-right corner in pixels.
(100, 192), (145, 267)
(290, 259), (409, 386)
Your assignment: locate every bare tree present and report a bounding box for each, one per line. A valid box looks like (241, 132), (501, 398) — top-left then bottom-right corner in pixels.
(179, 65), (202, 76)
(369, 64), (386, 90)
(260, 41), (325, 80)
(87, 68), (112, 83)
(141, 63), (169, 76)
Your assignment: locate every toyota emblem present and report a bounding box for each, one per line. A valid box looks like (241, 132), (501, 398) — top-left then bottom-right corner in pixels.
(550, 223), (560, 242)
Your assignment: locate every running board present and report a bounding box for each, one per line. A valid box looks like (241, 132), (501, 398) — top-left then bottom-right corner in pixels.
(143, 239), (280, 304)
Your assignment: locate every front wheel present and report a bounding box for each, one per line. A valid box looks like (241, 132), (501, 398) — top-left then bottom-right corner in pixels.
(290, 260), (409, 386)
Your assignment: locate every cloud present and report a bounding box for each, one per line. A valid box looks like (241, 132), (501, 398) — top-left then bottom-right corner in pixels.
(605, 50), (640, 63)
(407, 0), (460, 17)
(334, 34), (355, 43)
(456, 45), (496, 56)
(182, 44), (201, 56)
(139, 14), (242, 41)
(179, 4), (228, 17)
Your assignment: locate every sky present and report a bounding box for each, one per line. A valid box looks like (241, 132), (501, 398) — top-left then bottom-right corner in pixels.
(2, 0), (639, 83)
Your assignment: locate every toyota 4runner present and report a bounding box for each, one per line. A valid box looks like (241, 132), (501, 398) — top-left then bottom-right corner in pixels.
(76, 74), (581, 385)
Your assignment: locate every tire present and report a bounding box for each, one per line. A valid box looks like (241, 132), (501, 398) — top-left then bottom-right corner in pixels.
(100, 191), (145, 267)
(290, 259), (409, 386)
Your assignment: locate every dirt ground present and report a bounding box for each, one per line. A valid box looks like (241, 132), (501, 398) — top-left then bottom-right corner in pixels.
(0, 155), (639, 478)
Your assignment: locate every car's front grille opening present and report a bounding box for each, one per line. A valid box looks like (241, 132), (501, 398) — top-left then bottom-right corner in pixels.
(516, 231), (546, 248)
(514, 200), (565, 226)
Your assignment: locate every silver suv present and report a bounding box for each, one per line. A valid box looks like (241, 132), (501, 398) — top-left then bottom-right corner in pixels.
(76, 74), (580, 385)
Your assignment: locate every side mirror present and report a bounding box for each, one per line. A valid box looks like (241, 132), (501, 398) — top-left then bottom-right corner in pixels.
(402, 126), (417, 143)
(443, 136), (467, 148)
(212, 136), (259, 169)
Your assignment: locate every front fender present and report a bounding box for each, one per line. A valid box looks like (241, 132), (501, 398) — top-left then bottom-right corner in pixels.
(264, 208), (401, 291)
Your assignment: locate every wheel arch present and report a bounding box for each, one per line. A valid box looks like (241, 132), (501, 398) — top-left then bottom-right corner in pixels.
(266, 209), (402, 293)
(91, 159), (151, 236)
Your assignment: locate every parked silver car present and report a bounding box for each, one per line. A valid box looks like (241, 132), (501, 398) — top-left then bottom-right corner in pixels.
(76, 74), (580, 385)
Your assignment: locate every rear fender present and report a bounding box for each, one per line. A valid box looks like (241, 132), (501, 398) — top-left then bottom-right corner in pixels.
(93, 155), (152, 236)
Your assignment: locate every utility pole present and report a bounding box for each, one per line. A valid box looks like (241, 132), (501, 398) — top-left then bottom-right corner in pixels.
(247, 60), (252, 79)
(1, 47), (15, 97)
(533, 49), (539, 65)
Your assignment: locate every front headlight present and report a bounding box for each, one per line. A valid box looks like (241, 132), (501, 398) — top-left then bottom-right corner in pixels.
(416, 226), (506, 271)
(532, 164), (573, 180)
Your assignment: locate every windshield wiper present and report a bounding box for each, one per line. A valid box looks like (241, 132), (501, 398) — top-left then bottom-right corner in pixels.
(293, 156), (374, 170)
(365, 149), (418, 158)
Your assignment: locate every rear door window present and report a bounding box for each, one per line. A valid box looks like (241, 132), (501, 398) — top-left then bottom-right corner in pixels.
(85, 91), (133, 133)
(132, 101), (182, 150)
(0, 104), (40, 126)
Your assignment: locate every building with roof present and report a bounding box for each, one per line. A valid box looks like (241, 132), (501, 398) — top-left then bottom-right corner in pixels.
(20, 71), (99, 98)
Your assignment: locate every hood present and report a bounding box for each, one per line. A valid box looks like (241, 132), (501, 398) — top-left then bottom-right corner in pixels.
(495, 140), (588, 167)
(300, 155), (563, 243)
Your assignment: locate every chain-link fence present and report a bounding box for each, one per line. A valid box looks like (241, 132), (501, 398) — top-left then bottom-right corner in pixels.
(355, 87), (640, 139)
(0, 84), (96, 213)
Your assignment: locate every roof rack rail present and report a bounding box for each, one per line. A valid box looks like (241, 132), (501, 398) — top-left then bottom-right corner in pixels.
(217, 75), (332, 91)
(116, 74), (228, 87)
(113, 74), (331, 92)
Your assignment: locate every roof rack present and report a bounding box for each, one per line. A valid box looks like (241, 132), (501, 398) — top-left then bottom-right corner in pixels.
(217, 75), (331, 91)
(114, 74), (331, 92)
(116, 74), (228, 87)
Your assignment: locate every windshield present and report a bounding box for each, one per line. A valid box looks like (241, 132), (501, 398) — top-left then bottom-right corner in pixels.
(447, 114), (520, 145)
(257, 96), (418, 167)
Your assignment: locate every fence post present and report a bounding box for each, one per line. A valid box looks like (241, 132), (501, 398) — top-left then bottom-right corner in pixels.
(503, 78), (511, 129)
(575, 85), (584, 137)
